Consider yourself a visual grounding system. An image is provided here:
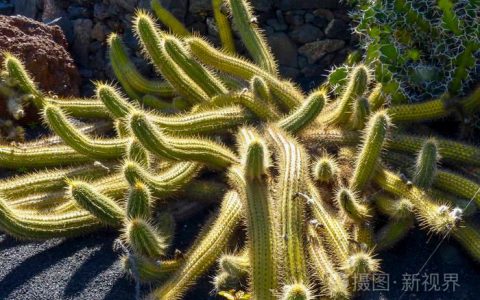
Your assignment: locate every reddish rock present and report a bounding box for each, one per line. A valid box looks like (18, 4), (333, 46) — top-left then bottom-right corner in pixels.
(0, 15), (80, 98)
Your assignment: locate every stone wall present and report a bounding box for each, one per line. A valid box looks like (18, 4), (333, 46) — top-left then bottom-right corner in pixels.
(2, 0), (355, 95)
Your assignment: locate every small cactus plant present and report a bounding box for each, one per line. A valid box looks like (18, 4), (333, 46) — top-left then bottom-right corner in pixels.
(0, 0), (480, 299)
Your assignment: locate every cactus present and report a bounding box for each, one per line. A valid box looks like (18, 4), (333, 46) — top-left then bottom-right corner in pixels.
(1, 1), (480, 299)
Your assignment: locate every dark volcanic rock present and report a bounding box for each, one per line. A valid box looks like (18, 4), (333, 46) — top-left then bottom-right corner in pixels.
(0, 15), (80, 97)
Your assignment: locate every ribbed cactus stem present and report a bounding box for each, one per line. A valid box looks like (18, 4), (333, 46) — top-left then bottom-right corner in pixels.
(125, 218), (168, 258)
(376, 216), (414, 250)
(267, 127), (308, 286)
(349, 97), (370, 130)
(3, 53), (44, 107)
(336, 188), (370, 222)
(134, 12), (209, 104)
(126, 181), (151, 219)
(413, 138), (439, 189)
(277, 90), (326, 133)
(123, 160), (201, 196)
(452, 222), (480, 263)
(281, 284), (313, 300)
(122, 255), (180, 282)
(150, 0), (190, 36)
(227, 0), (278, 75)
(320, 65), (370, 126)
(107, 33), (174, 97)
(127, 140), (151, 168)
(233, 128), (278, 300)
(47, 97), (110, 119)
(187, 37), (303, 109)
(97, 83), (135, 118)
(129, 111), (237, 168)
(43, 105), (128, 159)
(306, 224), (350, 300)
(211, 92), (280, 121)
(150, 191), (243, 300)
(212, 0), (236, 53)
(350, 111), (390, 191)
(251, 75), (272, 103)
(434, 170), (480, 208)
(68, 180), (125, 226)
(163, 34), (228, 97)
(368, 83), (386, 112)
(0, 197), (101, 239)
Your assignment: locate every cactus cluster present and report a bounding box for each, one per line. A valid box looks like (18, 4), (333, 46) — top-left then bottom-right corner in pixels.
(1, 0), (480, 299)
(343, 0), (479, 104)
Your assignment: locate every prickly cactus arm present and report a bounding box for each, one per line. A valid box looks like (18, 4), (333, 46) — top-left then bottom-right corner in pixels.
(107, 33), (174, 97)
(3, 53), (44, 107)
(452, 222), (480, 263)
(386, 86), (480, 122)
(266, 127), (309, 287)
(210, 92), (280, 121)
(434, 170), (480, 208)
(336, 188), (370, 223)
(123, 255), (180, 282)
(163, 35), (228, 97)
(212, 0), (236, 53)
(251, 75), (272, 103)
(319, 65), (369, 126)
(125, 218), (168, 258)
(150, 191), (242, 300)
(127, 140), (151, 168)
(123, 160), (201, 197)
(43, 105), (128, 159)
(233, 128), (278, 300)
(227, 0), (278, 75)
(129, 112), (238, 168)
(277, 90), (326, 133)
(47, 97), (110, 119)
(186, 37), (303, 109)
(349, 97), (370, 130)
(368, 83), (386, 112)
(97, 83), (136, 118)
(150, 0), (190, 36)
(306, 224), (350, 300)
(126, 181), (151, 219)
(0, 197), (101, 239)
(0, 144), (92, 169)
(375, 216), (414, 251)
(69, 180), (125, 227)
(134, 13), (209, 104)
(350, 111), (390, 191)
(373, 168), (457, 234)
(413, 138), (439, 189)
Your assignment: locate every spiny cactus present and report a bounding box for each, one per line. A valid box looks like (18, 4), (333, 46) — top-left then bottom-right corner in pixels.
(1, 1), (480, 299)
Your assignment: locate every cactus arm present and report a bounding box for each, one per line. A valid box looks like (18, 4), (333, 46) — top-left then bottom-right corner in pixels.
(213, 0), (236, 53)
(227, 0), (278, 75)
(387, 86), (480, 122)
(0, 163), (111, 199)
(434, 170), (480, 208)
(150, 191), (243, 300)
(163, 35), (228, 97)
(210, 92), (280, 121)
(129, 112), (238, 168)
(150, 0), (190, 37)
(0, 144), (92, 169)
(123, 160), (201, 197)
(452, 222), (480, 263)
(251, 75), (272, 103)
(367, 83), (386, 112)
(349, 111), (390, 191)
(3, 53), (44, 107)
(43, 105), (128, 159)
(187, 37), (303, 109)
(123, 255), (180, 282)
(232, 128), (278, 300)
(69, 180), (125, 227)
(318, 65), (370, 126)
(306, 224), (350, 300)
(266, 128), (309, 287)
(349, 97), (370, 130)
(375, 216), (414, 250)
(46, 97), (110, 119)
(125, 218), (168, 258)
(312, 155), (338, 184)
(0, 197), (101, 239)
(126, 181), (151, 219)
(134, 13), (209, 104)
(97, 83), (136, 118)
(336, 188), (370, 223)
(413, 138), (439, 189)
(127, 140), (151, 168)
(108, 33), (175, 97)
(277, 90), (326, 133)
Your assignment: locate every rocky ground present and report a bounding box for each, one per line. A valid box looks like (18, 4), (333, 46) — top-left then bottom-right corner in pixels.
(1, 0), (355, 95)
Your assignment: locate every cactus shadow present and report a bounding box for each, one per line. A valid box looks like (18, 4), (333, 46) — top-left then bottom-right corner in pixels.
(0, 236), (99, 299)
(63, 241), (118, 298)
